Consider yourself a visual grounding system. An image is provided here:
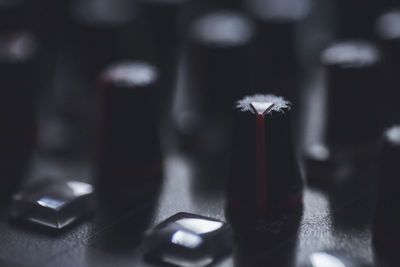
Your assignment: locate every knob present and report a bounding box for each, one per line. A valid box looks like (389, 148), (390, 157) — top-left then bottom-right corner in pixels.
(0, 0), (28, 31)
(373, 125), (400, 248)
(323, 41), (383, 148)
(175, 10), (255, 146)
(138, 0), (189, 59)
(28, 0), (72, 44)
(334, 0), (378, 39)
(186, 10), (255, 114)
(375, 9), (400, 125)
(226, 94), (303, 221)
(70, 0), (137, 77)
(0, 31), (39, 197)
(322, 40), (383, 148)
(95, 61), (163, 202)
(245, 0), (310, 100)
(303, 40), (383, 186)
(137, 0), (193, 112)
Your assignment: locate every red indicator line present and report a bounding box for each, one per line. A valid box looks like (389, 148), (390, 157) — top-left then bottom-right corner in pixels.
(250, 102), (274, 214)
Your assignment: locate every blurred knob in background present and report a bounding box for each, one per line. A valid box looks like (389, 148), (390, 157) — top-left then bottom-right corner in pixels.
(70, 0), (138, 77)
(333, 0), (400, 38)
(205, 0), (244, 10)
(375, 9), (400, 126)
(28, 0), (72, 45)
(0, 31), (39, 197)
(245, 0), (311, 102)
(137, 0), (195, 115)
(303, 40), (383, 186)
(226, 94), (303, 227)
(333, 0), (378, 39)
(37, 0), (141, 156)
(95, 61), (163, 203)
(0, 0), (29, 32)
(373, 125), (400, 250)
(174, 10), (255, 156)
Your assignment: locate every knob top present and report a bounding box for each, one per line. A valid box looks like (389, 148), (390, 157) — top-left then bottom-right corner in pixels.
(236, 94), (291, 115)
(71, 0), (136, 27)
(190, 11), (255, 48)
(0, 32), (37, 64)
(101, 61), (159, 88)
(375, 9), (400, 41)
(246, 0), (311, 22)
(321, 41), (380, 68)
(227, 94), (302, 218)
(139, 0), (189, 5)
(385, 125), (400, 146)
(0, 0), (24, 7)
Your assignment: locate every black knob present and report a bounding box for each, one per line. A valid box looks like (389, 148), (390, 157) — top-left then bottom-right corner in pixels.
(333, 0), (380, 39)
(138, 0), (189, 57)
(245, 0), (310, 99)
(375, 9), (400, 125)
(70, 0), (137, 77)
(186, 10), (255, 114)
(211, 0), (244, 10)
(28, 0), (72, 43)
(0, 0), (28, 31)
(137, 0), (193, 111)
(322, 40), (383, 148)
(174, 11), (255, 156)
(373, 125), (400, 248)
(303, 40), (383, 186)
(95, 61), (163, 202)
(0, 31), (39, 197)
(375, 9), (400, 68)
(227, 94), (303, 220)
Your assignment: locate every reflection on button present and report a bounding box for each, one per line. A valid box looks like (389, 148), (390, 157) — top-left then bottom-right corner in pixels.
(10, 180), (95, 232)
(171, 230), (203, 248)
(143, 212), (232, 267)
(36, 197), (65, 210)
(310, 252), (346, 267)
(175, 218), (224, 234)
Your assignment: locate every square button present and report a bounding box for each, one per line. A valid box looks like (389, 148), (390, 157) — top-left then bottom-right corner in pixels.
(143, 212), (233, 266)
(10, 180), (95, 231)
(307, 251), (365, 267)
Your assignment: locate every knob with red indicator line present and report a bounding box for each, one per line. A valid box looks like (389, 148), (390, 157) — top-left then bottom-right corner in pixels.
(226, 94), (303, 220)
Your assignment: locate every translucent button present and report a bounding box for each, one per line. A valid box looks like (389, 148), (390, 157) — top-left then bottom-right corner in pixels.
(10, 180), (94, 231)
(307, 251), (366, 267)
(143, 212), (232, 267)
